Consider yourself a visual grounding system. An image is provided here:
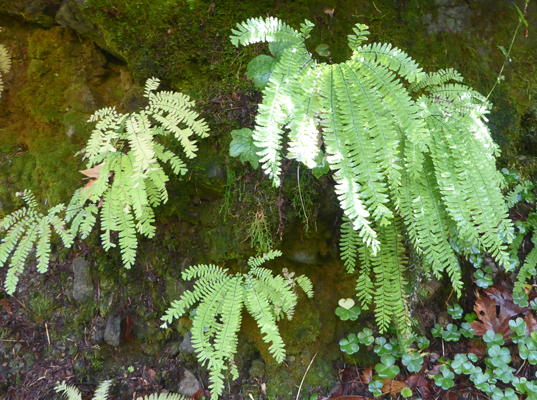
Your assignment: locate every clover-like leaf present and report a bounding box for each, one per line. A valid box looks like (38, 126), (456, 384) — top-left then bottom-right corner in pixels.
(460, 322), (475, 338)
(339, 333), (360, 354)
(483, 330), (505, 347)
(358, 328), (374, 346)
(447, 304), (464, 319)
(474, 269), (493, 288)
(487, 344), (511, 368)
(431, 324), (443, 338)
(368, 378), (383, 397)
(402, 352), (423, 373)
(375, 355), (400, 379)
(442, 324), (461, 342)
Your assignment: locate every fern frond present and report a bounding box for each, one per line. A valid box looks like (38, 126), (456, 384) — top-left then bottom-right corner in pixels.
(244, 276), (286, 362)
(126, 112), (156, 173)
(339, 217), (360, 274)
(353, 42), (425, 83)
(163, 251), (312, 400)
(55, 381), (82, 400)
(398, 159), (463, 294)
(506, 181), (534, 208)
(321, 66), (379, 252)
(513, 243), (537, 304)
(247, 249), (282, 267)
(347, 23), (370, 50)
(410, 68), (463, 92)
(230, 16), (302, 47)
(92, 380), (113, 400)
(371, 219), (410, 335)
(296, 275), (314, 298)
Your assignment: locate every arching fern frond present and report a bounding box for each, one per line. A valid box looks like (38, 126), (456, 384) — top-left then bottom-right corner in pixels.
(162, 251), (313, 400)
(231, 17), (514, 335)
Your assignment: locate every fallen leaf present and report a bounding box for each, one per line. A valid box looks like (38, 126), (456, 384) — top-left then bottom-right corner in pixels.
(360, 366), (373, 384)
(80, 163), (104, 179)
(523, 313), (537, 335)
(146, 368), (156, 382)
(381, 378), (408, 397)
(80, 163), (107, 198)
(485, 286), (527, 316)
(0, 299), (11, 314)
(468, 341), (487, 357)
(471, 295), (514, 340)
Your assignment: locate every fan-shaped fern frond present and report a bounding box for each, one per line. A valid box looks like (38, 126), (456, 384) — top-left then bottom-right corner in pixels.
(0, 78), (210, 294)
(76, 77), (209, 269)
(55, 380), (187, 400)
(162, 251), (313, 400)
(0, 191), (73, 294)
(231, 17), (514, 335)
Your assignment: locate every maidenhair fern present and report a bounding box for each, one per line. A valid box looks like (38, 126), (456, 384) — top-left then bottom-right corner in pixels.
(0, 27), (10, 97)
(161, 250), (313, 399)
(0, 78), (209, 294)
(0, 191), (73, 294)
(230, 17), (515, 335)
(67, 77), (209, 269)
(55, 380), (187, 400)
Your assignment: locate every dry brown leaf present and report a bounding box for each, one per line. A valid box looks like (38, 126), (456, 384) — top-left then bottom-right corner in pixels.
(524, 313), (537, 335)
(0, 299), (11, 314)
(406, 373), (431, 400)
(360, 366), (374, 384)
(471, 295), (514, 340)
(79, 163), (104, 179)
(80, 163), (106, 198)
(485, 286), (527, 316)
(381, 377), (408, 397)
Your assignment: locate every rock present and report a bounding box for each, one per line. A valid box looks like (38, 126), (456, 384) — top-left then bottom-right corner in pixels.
(56, 1), (95, 36)
(72, 257), (93, 302)
(179, 331), (195, 354)
(437, 311), (451, 328)
(178, 369), (199, 397)
(167, 341), (181, 357)
(104, 315), (121, 346)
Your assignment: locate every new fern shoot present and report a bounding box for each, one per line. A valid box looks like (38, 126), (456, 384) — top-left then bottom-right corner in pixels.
(161, 250), (313, 400)
(229, 17), (515, 336)
(0, 78), (209, 294)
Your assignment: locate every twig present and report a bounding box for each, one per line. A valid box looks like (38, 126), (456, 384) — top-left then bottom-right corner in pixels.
(297, 165), (309, 232)
(296, 351), (318, 400)
(45, 322), (51, 347)
(486, 1), (528, 100)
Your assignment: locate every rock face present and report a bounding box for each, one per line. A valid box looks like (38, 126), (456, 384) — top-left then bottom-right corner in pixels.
(104, 315), (121, 347)
(71, 257), (93, 302)
(178, 369), (200, 397)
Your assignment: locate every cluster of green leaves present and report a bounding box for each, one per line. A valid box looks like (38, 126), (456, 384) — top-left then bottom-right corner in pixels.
(55, 380), (186, 400)
(161, 250), (313, 400)
(230, 17), (514, 336)
(0, 78), (209, 294)
(335, 297), (537, 399)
